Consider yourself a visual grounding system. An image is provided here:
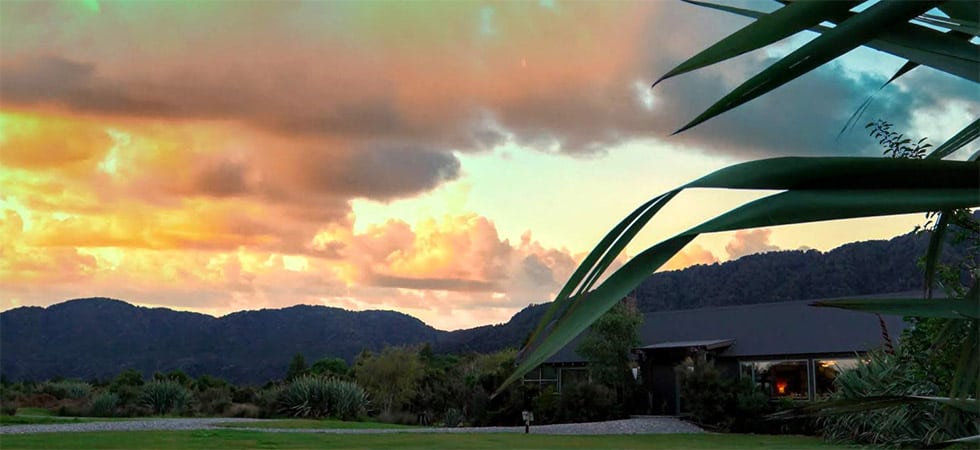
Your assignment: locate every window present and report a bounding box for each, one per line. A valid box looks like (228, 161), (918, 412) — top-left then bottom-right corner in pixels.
(740, 360), (810, 400)
(814, 358), (860, 397)
(523, 365), (558, 391)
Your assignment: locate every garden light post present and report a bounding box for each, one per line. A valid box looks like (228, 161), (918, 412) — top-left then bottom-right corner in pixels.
(522, 410), (534, 433)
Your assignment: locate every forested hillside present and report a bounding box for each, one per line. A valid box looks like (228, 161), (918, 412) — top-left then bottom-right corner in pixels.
(1, 229), (948, 383)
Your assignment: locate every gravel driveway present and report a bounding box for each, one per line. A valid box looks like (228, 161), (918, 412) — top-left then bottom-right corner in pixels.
(0, 416), (703, 435)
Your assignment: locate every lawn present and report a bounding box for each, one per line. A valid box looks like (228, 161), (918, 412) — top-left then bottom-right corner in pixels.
(0, 415), (94, 426)
(1, 415), (147, 426)
(0, 430), (847, 449)
(216, 418), (416, 429)
(14, 408), (55, 416)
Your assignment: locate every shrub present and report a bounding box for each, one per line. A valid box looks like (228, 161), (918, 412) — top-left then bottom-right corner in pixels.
(726, 378), (773, 433)
(310, 358), (350, 380)
(112, 385), (143, 411)
(674, 357), (728, 427)
(354, 347), (421, 415)
(194, 375), (228, 392)
(255, 385), (283, 418)
(278, 375), (368, 420)
(531, 385), (560, 425)
(0, 384), (20, 416)
(110, 369), (144, 389)
(55, 400), (87, 417)
(140, 380), (191, 415)
(42, 381), (92, 400)
(442, 407), (465, 427)
(557, 383), (618, 423)
(330, 379), (369, 420)
(1, 399), (18, 416)
(231, 385), (257, 404)
(194, 387), (232, 416)
(226, 402), (260, 418)
(818, 350), (977, 447)
(88, 392), (120, 417)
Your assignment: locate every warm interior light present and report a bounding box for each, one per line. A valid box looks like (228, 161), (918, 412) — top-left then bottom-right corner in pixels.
(776, 380), (788, 394)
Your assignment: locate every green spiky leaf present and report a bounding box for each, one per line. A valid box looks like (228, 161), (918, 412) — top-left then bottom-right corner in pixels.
(768, 395), (979, 418)
(675, 1), (942, 134)
(655, 1), (859, 87)
(497, 157), (980, 396)
(811, 297), (980, 319)
(928, 118), (980, 160)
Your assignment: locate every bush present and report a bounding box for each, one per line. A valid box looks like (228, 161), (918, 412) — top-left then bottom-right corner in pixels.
(818, 350), (977, 447)
(675, 357), (728, 427)
(194, 375), (228, 392)
(531, 386), (560, 425)
(1, 399), (18, 416)
(255, 385), (283, 418)
(140, 380), (191, 415)
(442, 407), (465, 427)
(557, 383), (618, 423)
(194, 387), (232, 416)
(226, 402), (260, 418)
(88, 392), (120, 417)
(278, 375), (368, 420)
(55, 400), (87, 417)
(42, 381), (92, 400)
(726, 378), (773, 433)
(231, 385), (257, 404)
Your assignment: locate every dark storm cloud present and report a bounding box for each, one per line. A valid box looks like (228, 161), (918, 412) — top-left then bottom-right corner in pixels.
(292, 146), (461, 201)
(0, 56), (174, 116)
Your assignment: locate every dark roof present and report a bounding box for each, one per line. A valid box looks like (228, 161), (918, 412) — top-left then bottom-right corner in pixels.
(545, 293), (912, 364)
(638, 339), (734, 351)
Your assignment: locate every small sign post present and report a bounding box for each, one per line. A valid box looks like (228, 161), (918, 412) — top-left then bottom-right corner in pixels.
(521, 410), (534, 434)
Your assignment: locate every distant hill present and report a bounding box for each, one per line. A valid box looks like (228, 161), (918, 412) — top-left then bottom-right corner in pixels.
(1, 300), (441, 384)
(1, 229), (953, 383)
(633, 229), (938, 312)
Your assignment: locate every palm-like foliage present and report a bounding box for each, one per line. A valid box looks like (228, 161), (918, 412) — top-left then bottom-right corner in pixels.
(502, 2), (979, 443)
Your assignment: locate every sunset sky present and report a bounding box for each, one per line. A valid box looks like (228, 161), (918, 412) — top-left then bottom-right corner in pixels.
(1, 1), (977, 330)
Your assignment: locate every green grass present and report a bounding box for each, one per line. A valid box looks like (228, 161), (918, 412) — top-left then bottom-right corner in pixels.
(0, 430), (846, 449)
(14, 408), (55, 417)
(0, 415), (93, 426)
(0, 415), (140, 426)
(217, 418), (416, 429)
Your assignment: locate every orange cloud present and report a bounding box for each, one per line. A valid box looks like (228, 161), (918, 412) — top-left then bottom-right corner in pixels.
(1, 198), (581, 329)
(0, 112), (113, 171)
(660, 243), (718, 271)
(312, 214), (577, 302)
(725, 229), (781, 260)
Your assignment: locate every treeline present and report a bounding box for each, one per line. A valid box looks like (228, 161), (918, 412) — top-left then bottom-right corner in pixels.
(633, 231), (947, 312)
(0, 344), (623, 426)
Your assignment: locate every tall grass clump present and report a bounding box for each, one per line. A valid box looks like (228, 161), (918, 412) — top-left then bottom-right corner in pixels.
(278, 375), (368, 420)
(88, 392), (120, 417)
(140, 380), (191, 415)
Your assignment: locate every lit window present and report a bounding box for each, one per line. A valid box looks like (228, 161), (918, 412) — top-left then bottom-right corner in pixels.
(740, 360), (809, 400)
(815, 358), (860, 397)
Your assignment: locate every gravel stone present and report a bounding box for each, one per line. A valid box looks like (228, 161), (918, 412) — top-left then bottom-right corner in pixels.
(0, 416), (703, 435)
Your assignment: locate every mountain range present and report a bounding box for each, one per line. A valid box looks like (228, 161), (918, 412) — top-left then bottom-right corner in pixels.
(1, 228), (949, 384)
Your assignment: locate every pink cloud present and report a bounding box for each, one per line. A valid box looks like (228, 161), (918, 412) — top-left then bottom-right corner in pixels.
(725, 229), (781, 260)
